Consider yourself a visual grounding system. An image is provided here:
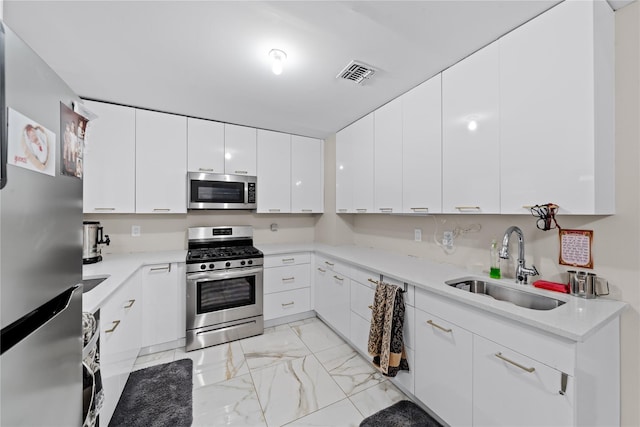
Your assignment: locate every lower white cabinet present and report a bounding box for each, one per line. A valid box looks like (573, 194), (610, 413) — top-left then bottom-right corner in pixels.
(314, 257), (350, 338)
(263, 253), (312, 321)
(141, 263), (186, 348)
(100, 271), (142, 426)
(264, 288), (311, 320)
(473, 335), (573, 427)
(414, 309), (473, 427)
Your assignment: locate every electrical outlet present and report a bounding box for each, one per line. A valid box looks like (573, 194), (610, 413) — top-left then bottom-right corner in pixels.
(131, 225), (141, 237)
(443, 230), (454, 249)
(414, 228), (422, 242)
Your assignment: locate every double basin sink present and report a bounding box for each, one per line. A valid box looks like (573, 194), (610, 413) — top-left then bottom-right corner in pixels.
(446, 277), (565, 311)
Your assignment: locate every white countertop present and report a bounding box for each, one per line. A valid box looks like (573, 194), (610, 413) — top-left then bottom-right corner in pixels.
(84, 243), (627, 342)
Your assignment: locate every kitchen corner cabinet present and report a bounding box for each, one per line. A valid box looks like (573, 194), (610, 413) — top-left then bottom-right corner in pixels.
(291, 136), (324, 213)
(224, 124), (257, 176)
(100, 270), (142, 426)
(263, 253), (311, 320)
(187, 117), (224, 174)
(442, 42), (500, 214)
(257, 130), (292, 213)
(401, 75), (442, 214)
(82, 100), (136, 213)
(141, 263), (186, 348)
(135, 110), (187, 213)
(499, 0), (614, 214)
(374, 97), (403, 213)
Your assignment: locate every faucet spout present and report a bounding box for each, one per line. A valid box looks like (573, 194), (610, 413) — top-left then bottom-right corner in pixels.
(499, 226), (538, 284)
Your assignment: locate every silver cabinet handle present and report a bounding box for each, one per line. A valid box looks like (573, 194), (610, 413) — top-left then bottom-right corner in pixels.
(338, 209), (348, 213)
(324, 261), (334, 266)
(105, 320), (121, 334)
(455, 206), (481, 212)
(495, 352), (535, 373)
(282, 277), (295, 282)
(356, 209), (367, 213)
(427, 320), (452, 333)
(368, 305), (374, 310)
(368, 278), (379, 285)
(281, 301), (295, 307)
(198, 168), (214, 172)
(235, 170), (248, 174)
(411, 207), (429, 212)
(301, 209), (312, 213)
(150, 264), (172, 272)
(269, 209), (281, 212)
(153, 208), (171, 212)
(94, 207), (116, 211)
(282, 258), (295, 263)
(124, 299), (136, 308)
(333, 275), (344, 281)
(317, 267), (326, 273)
(379, 208), (393, 212)
(559, 372), (568, 395)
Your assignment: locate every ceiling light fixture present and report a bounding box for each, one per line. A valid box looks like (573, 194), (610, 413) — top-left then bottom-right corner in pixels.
(269, 49), (287, 75)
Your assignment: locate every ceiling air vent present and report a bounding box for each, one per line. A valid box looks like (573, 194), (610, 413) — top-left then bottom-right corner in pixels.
(337, 60), (376, 85)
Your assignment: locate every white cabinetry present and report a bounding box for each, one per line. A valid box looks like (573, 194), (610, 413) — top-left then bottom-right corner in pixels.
(291, 136), (323, 213)
(82, 101), (136, 213)
(187, 117), (224, 173)
(224, 124), (257, 176)
(314, 255), (350, 338)
(401, 75), (442, 214)
(263, 253), (311, 320)
(374, 97), (403, 213)
(257, 130), (291, 213)
(442, 42), (500, 214)
(135, 110), (187, 213)
(100, 271), (142, 426)
(499, 0), (614, 214)
(141, 263), (186, 349)
(336, 124), (354, 213)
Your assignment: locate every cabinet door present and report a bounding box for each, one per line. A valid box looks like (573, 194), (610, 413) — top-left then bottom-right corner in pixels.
(141, 263), (183, 348)
(135, 110), (187, 213)
(257, 129), (291, 213)
(351, 113), (375, 213)
(442, 42), (500, 214)
(402, 75), (442, 214)
(336, 124), (354, 213)
(225, 124), (257, 176)
(326, 272), (350, 338)
(82, 101), (136, 213)
(313, 263), (331, 320)
(414, 309), (473, 426)
(499, 0), (614, 214)
(473, 335), (574, 426)
(187, 117), (224, 173)
(374, 97), (403, 213)
(291, 136), (324, 213)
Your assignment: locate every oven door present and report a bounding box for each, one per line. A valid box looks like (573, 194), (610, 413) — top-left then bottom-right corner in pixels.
(186, 266), (263, 330)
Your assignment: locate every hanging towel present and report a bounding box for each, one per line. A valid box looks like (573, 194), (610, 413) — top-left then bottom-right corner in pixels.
(367, 282), (410, 377)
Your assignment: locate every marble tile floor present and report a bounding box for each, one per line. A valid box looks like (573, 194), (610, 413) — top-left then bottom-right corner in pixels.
(132, 317), (410, 427)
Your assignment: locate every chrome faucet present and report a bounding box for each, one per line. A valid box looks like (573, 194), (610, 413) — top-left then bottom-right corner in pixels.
(499, 226), (539, 284)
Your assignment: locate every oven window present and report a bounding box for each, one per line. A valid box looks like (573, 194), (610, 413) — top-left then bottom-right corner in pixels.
(197, 276), (256, 313)
(191, 181), (245, 204)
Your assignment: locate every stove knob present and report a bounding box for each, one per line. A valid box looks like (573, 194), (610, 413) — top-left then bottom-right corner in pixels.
(200, 264), (206, 270)
(241, 261), (246, 266)
(209, 263), (214, 269)
(225, 262), (231, 268)
(248, 260), (253, 265)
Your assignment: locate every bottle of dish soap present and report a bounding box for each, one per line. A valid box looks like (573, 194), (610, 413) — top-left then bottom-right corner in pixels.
(490, 239), (501, 279)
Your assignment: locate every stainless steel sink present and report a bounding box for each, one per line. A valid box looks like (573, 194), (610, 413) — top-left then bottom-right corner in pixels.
(445, 277), (566, 311)
(81, 275), (110, 293)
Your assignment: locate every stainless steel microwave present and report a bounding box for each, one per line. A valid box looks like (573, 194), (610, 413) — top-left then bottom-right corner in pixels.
(187, 172), (257, 210)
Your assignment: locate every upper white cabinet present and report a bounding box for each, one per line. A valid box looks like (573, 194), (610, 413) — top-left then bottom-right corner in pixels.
(291, 136), (324, 213)
(257, 129), (291, 213)
(401, 75), (442, 214)
(187, 117), (224, 174)
(374, 97), (403, 213)
(336, 123), (355, 213)
(499, 0), (614, 214)
(82, 101), (136, 213)
(442, 42), (500, 214)
(135, 109), (187, 213)
(224, 124), (257, 176)
(352, 113), (375, 213)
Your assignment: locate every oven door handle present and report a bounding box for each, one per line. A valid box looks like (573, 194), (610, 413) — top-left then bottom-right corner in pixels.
(186, 266), (264, 282)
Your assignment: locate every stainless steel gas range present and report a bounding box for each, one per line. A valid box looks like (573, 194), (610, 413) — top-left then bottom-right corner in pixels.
(185, 226), (264, 351)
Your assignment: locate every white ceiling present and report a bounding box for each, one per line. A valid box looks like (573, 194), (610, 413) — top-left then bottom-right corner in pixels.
(2, 1), (627, 139)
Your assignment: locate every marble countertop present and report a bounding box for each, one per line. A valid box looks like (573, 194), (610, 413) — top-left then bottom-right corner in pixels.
(84, 243), (627, 342)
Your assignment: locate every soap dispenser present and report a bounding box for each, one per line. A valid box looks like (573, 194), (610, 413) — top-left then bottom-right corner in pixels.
(490, 239), (501, 279)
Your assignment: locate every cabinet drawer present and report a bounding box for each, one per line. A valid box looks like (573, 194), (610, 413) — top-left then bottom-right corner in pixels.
(264, 252), (310, 268)
(391, 346), (414, 395)
(350, 311), (371, 357)
(315, 254), (350, 276)
(264, 264), (310, 294)
(263, 288), (311, 321)
(349, 266), (380, 287)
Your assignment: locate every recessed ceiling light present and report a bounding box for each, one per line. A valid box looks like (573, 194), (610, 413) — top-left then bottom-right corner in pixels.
(269, 49), (287, 75)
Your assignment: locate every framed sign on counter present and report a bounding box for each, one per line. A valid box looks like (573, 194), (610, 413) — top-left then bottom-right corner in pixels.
(559, 229), (593, 269)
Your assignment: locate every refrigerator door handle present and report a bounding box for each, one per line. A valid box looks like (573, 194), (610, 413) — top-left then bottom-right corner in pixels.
(1, 22), (7, 190)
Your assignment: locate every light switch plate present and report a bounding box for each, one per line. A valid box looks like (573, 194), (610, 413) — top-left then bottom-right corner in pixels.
(131, 225), (141, 237)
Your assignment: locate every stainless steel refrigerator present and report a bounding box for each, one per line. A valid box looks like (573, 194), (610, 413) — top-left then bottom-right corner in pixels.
(0, 21), (84, 426)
